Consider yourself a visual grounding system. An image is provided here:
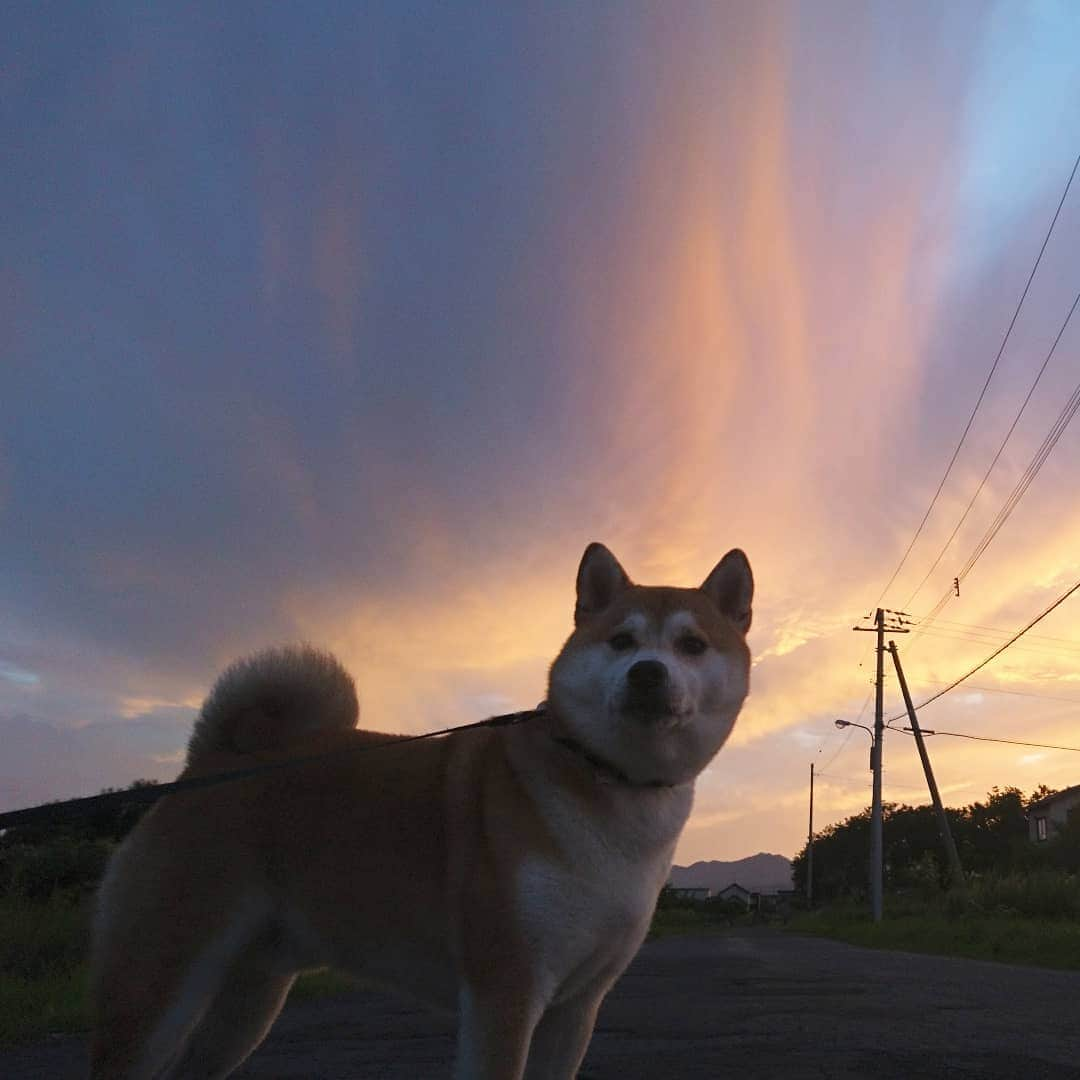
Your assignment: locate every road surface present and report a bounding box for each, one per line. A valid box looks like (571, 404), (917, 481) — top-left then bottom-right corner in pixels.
(4, 930), (1078, 1078)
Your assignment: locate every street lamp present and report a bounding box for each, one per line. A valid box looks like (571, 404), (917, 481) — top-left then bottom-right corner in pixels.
(835, 718), (876, 769)
(835, 717), (872, 735)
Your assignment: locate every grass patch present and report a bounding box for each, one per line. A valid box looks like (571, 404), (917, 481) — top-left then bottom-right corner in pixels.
(0, 894), (92, 1044)
(792, 872), (1080, 970)
(648, 904), (752, 939)
(0, 894), (366, 1046)
(791, 903), (1080, 971)
(951, 869), (1080, 920)
(290, 967), (362, 999)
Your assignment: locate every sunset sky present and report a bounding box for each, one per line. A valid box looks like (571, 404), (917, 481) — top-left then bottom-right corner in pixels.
(3, 3), (1080, 864)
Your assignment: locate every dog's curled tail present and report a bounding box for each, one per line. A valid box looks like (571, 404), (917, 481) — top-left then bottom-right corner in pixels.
(186, 644), (358, 766)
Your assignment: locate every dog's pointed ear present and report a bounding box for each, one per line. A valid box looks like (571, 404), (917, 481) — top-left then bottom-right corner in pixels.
(574, 543), (631, 625)
(700, 549), (753, 633)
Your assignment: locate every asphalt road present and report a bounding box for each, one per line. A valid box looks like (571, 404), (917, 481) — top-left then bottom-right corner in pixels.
(5, 930), (1079, 1078)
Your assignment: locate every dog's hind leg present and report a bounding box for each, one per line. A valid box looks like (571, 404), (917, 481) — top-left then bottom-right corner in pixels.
(90, 897), (267, 1079)
(166, 943), (296, 1080)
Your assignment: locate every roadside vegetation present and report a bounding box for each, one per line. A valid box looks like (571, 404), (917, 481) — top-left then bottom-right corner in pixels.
(0, 787), (146, 1044)
(0, 785), (367, 1044)
(0, 892), (91, 1043)
(788, 786), (1080, 970)
(648, 889), (754, 939)
(790, 892), (1080, 970)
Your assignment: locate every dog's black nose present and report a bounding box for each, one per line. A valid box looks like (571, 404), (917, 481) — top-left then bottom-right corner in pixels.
(627, 659), (668, 692)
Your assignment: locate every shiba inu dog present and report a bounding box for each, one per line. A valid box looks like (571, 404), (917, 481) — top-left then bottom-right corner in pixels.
(90, 542), (753, 1079)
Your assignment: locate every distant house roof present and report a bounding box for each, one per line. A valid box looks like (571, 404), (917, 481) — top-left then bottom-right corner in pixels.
(718, 882), (752, 898)
(1028, 785), (1080, 813)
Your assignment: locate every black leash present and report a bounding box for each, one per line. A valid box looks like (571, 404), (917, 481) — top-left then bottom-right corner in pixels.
(0, 707), (544, 833)
(553, 735), (672, 789)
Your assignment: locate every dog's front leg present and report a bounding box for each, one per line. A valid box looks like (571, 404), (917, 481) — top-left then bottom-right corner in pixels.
(522, 987), (606, 1080)
(455, 983), (542, 1080)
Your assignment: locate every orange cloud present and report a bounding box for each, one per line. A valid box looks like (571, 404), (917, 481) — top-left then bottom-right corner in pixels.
(274, 6), (1080, 862)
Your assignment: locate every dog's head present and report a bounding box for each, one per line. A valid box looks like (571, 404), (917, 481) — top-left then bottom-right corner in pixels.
(547, 543), (752, 787)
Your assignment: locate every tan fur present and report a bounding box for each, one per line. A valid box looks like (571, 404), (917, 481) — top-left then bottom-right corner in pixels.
(90, 547), (752, 1079)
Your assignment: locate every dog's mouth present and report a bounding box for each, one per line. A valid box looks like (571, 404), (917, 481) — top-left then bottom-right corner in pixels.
(619, 692), (689, 727)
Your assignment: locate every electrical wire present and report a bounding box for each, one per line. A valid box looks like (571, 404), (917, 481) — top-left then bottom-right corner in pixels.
(902, 615), (1080, 661)
(904, 287), (1080, 608)
(886, 575), (1080, 723)
(913, 680), (1080, 705)
(904, 624), (1080, 659)
(820, 687), (870, 773)
(898, 729), (1080, 753)
(873, 150), (1080, 608)
(909, 615), (1080, 649)
(820, 640), (876, 773)
(816, 772), (930, 793)
(916, 370), (1080, 630)
(909, 625), (1080, 652)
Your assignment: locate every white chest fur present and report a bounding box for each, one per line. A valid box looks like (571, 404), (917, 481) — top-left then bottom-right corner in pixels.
(512, 777), (693, 1005)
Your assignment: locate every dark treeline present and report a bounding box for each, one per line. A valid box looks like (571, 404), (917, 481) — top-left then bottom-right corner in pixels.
(0, 780), (157, 902)
(793, 785), (1079, 902)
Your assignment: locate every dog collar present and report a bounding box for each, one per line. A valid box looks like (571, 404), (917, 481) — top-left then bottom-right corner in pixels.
(553, 735), (672, 789)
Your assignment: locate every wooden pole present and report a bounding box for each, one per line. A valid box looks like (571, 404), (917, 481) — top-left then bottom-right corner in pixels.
(871, 608), (884, 922)
(807, 762), (815, 906)
(888, 640), (965, 890)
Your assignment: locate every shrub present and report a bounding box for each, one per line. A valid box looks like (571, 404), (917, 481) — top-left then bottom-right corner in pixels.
(0, 836), (112, 903)
(959, 870), (1080, 920)
(0, 893), (92, 1043)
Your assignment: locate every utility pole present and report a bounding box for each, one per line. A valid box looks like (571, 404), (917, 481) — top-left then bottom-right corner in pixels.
(853, 608), (908, 923)
(870, 608), (884, 923)
(888, 641), (965, 890)
(807, 762), (815, 906)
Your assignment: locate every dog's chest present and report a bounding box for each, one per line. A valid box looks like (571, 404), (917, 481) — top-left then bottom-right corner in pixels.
(514, 851), (665, 1002)
(512, 826), (676, 1002)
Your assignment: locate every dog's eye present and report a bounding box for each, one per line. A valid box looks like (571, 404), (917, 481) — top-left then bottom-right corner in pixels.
(609, 632), (636, 652)
(678, 635), (708, 656)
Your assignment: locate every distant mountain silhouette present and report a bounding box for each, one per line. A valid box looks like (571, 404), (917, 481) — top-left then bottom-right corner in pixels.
(668, 853), (793, 894)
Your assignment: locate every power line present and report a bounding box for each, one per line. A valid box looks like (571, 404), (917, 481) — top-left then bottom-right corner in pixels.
(906, 624), (1080, 660)
(902, 619), (1080, 662)
(909, 615), (1080, 649)
(820, 640), (876, 772)
(886, 574), (1080, 723)
(917, 368), (1080, 629)
(899, 610), (1080, 657)
(914, 680), (1080, 705)
(874, 150), (1080, 607)
(816, 772), (931, 793)
(904, 286), (1080, 608)
(958, 383), (1080, 582)
(821, 685), (872, 772)
(910, 624), (1080, 652)
(899, 729), (1080, 754)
